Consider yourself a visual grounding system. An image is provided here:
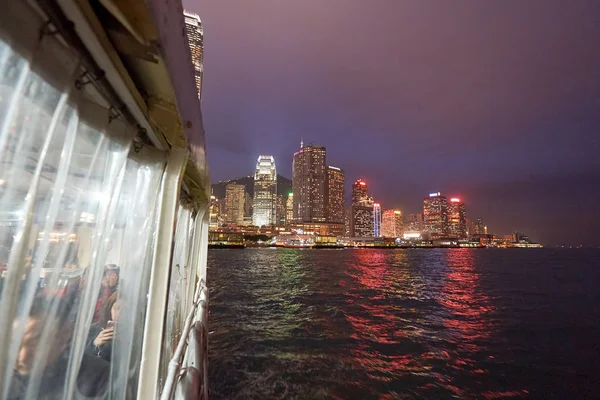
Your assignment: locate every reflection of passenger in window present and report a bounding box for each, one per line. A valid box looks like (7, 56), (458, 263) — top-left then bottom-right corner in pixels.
(87, 291), (122, 362)
(92, 264), (119, 323)
(9, 295), (109, 399)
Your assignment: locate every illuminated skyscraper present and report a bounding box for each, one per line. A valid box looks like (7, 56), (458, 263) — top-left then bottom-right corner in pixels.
(225, 184), (245, 225)
(350, 179), (374, 237)
(252, 155), (277, 227)
(326, 166), (345, 223)
(183, 10), (204, 99)
(276, 194), (286, 226)
(286, 193), (294, 224)
(292, 143), (327, 222)
(373, 203), (382, 237)
(423, 192), (448, 235)
(382, 210), (403, 237)
(447, 197), (467, 237)
(472, 218), (485, 235)
(209, 194), (219, 230)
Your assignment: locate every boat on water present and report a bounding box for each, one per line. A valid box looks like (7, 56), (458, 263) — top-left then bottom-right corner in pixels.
(0, 0), (209, 398)
(282, 239), (313, 248)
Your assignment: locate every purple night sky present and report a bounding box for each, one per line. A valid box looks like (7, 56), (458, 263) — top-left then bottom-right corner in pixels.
(184, 0), (600, 246)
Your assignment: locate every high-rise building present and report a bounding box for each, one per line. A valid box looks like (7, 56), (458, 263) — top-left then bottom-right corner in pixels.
(225, 184), (245, 225)
(326, 166), (345, 223)
(373, 203), (382, 237)
(350, 179), (374, 237)
(292, 143), (327, 222)
(276, 194), (286, 226)
(183, 11), (204, 99)
(286, 193), (294, 224)
(209, 194), (220, 230)
(244, 191), (253, 220)
(382, 210), (403, 237)
(406, 213), (423, 232)
(252, 155), (277, 227)
(472, 218), (485, 235)
(423, 192), (448, 236)
(447, 197), (467, 237)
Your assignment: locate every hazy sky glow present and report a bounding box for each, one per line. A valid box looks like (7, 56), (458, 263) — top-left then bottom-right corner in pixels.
(184, 0), (600, 245)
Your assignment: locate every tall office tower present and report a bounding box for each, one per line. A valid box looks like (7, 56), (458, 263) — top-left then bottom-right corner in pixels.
(382, 210), (403, 237)
(225, 184), (245, 225)
(252, 155), (277, 227)
(286, 193), (294, 224)
(472, 218), (485, 235)
(209, 194), (220, 230)
(406, 213), (423, 232)
(276, 194), (286, 226)
(183, 11), (204, 99)
(244, 191), (253, 220)
(447, 197), (467, 237)
(423, 192), (448, 236)
(292, 143), (327, 222)
(326, 166), (345, 223)
(373, 203), (382, 237)
(350, 179), (374, 237)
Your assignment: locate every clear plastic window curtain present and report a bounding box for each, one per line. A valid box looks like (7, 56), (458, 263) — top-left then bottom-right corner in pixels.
(0, 2), (167, 399)
(159, 205), (196, 390)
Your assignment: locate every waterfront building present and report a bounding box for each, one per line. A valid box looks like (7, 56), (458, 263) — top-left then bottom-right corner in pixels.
(183, 10), (204, 99)
(252, 155), (277, 227)
(350, 179), (374, 237)
(447, 197), (467, 237)
(382, 210), (403, 237)
(209, 194), (219, 230)
(292, 142), (327, 222)
(276, 194), (286, 226)
(286, 193), (294, 224)
(472, 218), (485, 235)
(373, 203), (382, 237)
(423, 192), (448, 236)
(326, 166), (345, 224)
(225, 184), (245, 225)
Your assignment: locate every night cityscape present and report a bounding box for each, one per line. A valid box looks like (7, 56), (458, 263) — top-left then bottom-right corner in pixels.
(1, 0), (599, 399)
(208, 142), (543, 249)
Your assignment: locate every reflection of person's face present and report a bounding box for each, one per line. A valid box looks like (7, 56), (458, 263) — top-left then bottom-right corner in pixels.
(15, 318), (67, 375)
(108, 272), (118, 288)
(111, 300), (122, 322)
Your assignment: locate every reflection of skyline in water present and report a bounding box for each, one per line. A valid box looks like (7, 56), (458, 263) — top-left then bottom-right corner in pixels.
(208, 249), (600, 399)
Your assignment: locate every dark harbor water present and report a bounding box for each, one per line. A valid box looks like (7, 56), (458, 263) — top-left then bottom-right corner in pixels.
(207, 249), (600, 399)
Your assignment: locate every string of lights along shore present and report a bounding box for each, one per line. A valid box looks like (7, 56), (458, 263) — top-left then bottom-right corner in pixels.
(209, 141), (541, 247)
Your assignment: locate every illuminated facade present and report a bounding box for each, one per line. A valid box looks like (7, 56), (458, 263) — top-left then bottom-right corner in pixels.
(286, 193), (294, 224)
(423, 192), (448, 235)
(326, 166), (345, 223)
(351, 179), (374, 237)
(472, 218), (485, 235)
(292, 143), (327, 222)
(183, 11), (204, 99)
(447, 198), (467, 237)
(225, 184), (245, 225)
(252, 155), (277, 227)
(373, 203), (382, 237)
(209, 194), (220, 230)
(382, 210), (403, 237)
(276, 194), (286, 226)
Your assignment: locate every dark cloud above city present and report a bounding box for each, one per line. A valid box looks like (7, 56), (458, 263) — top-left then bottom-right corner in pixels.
(184, 0), (600, 245)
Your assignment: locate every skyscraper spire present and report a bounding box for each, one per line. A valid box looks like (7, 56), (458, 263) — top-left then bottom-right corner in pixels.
(300, 137), (304, 148)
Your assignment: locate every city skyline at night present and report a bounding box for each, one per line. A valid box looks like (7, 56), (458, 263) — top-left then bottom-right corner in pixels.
(187, 0), (600, 246)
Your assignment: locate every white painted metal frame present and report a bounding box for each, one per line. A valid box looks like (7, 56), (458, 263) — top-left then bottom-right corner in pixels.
(55, 0), (165, 150)
(137, 148), (188, 399)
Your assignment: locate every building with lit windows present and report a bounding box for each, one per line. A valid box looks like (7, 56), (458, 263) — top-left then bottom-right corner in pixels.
(373, 203), (382, 237)
(382, 210), (403, 237)
(276, 194), (286, 226)
(447, 197), (467, 237)
(252, 155), (277, 227)
(225, 184), (245, 225)
(286, 193), (294, 224)
(350, 179), (374, 237)
(183, 11), (204, 99)
(209, 194), (219, 230)
(292, 142), (327, 222)
(472, 218), (486, 235)
(326, 165), (345, 224)
(423, 192), (448, 236)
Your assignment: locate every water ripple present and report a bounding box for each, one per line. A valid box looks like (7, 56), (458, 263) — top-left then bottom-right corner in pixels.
(208, 249), (600, 399)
